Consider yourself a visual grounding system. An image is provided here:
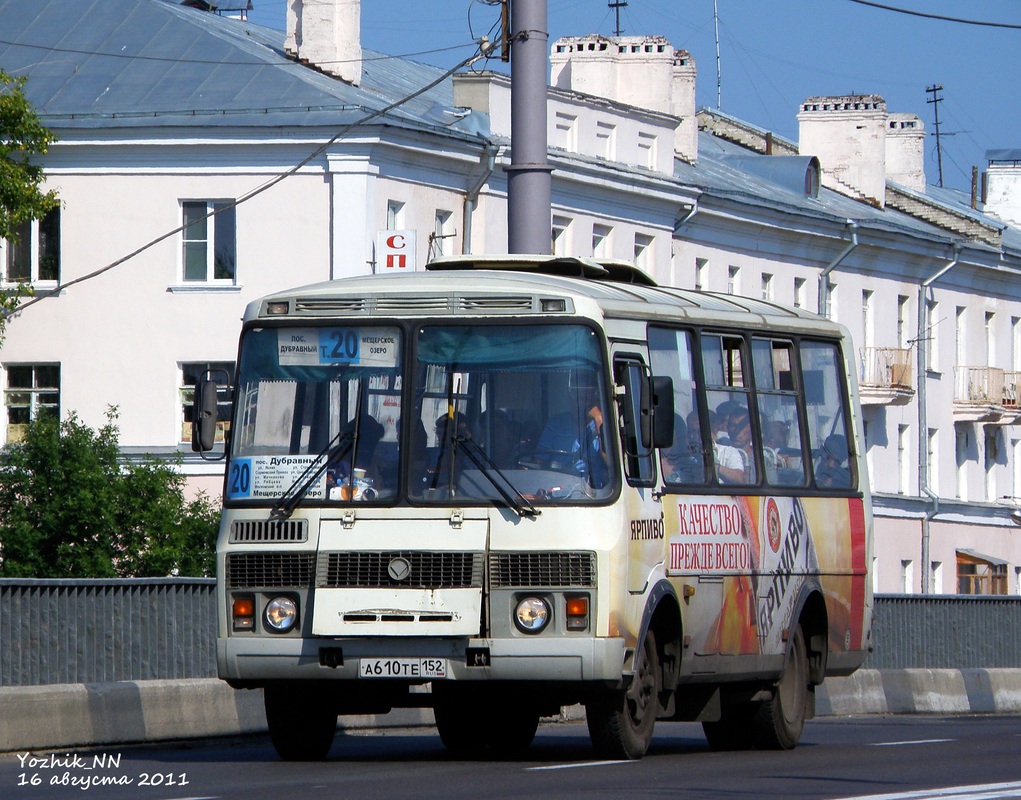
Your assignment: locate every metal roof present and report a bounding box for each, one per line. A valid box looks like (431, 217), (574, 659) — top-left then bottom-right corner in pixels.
(0, 0), (480, 138)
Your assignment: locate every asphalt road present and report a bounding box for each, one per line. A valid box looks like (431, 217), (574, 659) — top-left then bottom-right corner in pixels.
(2, 715), (1019, 800)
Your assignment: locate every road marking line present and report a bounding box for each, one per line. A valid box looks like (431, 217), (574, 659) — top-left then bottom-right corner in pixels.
(832, 780), (1021, 800)
(526, 760), (635, 771)
(869, 739), (954, 747)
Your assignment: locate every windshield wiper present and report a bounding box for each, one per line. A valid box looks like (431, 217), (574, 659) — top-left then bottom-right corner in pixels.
(454, 435), (540, 519)
(271, 430), (355, 520)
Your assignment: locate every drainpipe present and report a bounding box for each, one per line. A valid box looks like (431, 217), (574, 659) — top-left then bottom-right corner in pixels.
(817, 220), (859, 318)
(673, 200), (700, 232)
(462, 140), (499, 255)
(916, 244), (960, 594)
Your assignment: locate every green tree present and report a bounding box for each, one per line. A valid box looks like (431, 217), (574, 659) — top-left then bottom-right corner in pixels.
(1, 69), (59, 343)
(0, 409), (218, 578)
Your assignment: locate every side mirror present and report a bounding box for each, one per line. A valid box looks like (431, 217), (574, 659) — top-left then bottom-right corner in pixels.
(651, 376), (675, 449)
(192, 378), (221, 453)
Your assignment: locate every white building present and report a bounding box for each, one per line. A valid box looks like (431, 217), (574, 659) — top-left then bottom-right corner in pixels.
(3, 0), (1021, 594)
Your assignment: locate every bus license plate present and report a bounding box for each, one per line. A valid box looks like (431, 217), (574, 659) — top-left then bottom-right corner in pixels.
(359, 658), (447, 679)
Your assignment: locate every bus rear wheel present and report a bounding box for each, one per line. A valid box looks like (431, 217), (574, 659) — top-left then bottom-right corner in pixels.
(264, 685), (338, 761)
(586, 630), (660, 760)
(754, 623), (810, 750)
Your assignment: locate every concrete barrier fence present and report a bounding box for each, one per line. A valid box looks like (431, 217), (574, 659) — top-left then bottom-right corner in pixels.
(3, 669), (1021, 754)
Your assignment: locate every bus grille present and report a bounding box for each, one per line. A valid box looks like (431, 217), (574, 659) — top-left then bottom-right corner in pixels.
(318, 551), (484, 589)
(225, 552), (315, 589)
(489, 552), (596, 588)
(229, 519), (308, 544)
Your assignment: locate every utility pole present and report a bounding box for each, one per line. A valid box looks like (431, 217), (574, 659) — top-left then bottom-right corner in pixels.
(609, 0), (627, 36)
(926, 83), (945, 188)
(507, 0), (552, 254)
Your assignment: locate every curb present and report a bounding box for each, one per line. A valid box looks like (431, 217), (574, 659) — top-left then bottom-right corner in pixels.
(2, 669), (1020, 754)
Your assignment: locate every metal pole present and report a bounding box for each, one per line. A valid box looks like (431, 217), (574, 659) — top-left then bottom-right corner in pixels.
(507, 0), (552, 254)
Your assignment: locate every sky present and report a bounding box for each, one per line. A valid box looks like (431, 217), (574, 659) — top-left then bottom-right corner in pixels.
(242, 0), (1021, 194)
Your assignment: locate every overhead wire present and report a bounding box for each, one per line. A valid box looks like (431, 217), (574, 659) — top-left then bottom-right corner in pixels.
(7, 38), (496, 319)
(846, 0), (1021, 29)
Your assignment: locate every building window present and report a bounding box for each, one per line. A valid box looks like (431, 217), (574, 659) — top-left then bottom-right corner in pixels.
(926, 299), (939, 371)
(596, 121), (616, 160)
(386, 200), (405, 229)
(826, 282), (838, 320)
(985, 311), (995, 366)
(955, 305), (966, 366)
(182, 201), (236, 283)
(897, 295), (910, 348)
(554, 112), (577, 151)
(592, 224), (612, 258)
(634, 233), (653, 270)
(2, 207), (60, 284)
(957, 552), (1007, 595)
(4, 364), (59, 444)
(695, 257), (708, 291)
(761, 273), (773, 301)
(793, 277), (806, 308)
(862, 289), (874, 348)
(986, 426), (1000, 502)
(727, 265), (739, 295)
(931, 561), (944, 594)
(897, 423), (910, 494)
(638, 131), (656, 169)
(956, 427), (969, 501)
(429, 210), (454, 259)
(900, 559), (914, 593)
(180, 362), (234, 444)
(551, 216), (571, 256)
(928, 427), (938, 493)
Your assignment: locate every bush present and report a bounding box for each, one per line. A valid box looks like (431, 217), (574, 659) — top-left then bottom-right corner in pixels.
(0, 409), (217, 577)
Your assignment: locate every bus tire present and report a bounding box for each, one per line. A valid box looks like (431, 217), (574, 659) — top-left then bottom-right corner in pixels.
(433, 684), (487, 757)
(754, 623), (809, 750)
(586, 630), (660, 760)
(701, 705), (756, 751)
(264, 685), (337, 761)
(486, 700), (540, 757)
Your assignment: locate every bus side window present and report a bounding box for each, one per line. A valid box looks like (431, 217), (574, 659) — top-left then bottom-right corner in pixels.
(702, 333), (756, 485)
(649, 327), (707, 485)
(800, 340), (855, 491)
(752, 338), (807, 487)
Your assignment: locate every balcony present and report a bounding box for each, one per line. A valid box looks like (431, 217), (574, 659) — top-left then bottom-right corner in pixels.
(953, 366), (1021, 423)
(858, 347), (914, 406)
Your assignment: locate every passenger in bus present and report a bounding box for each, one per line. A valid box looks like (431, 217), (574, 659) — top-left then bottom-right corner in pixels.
(762, 419), (790, 482)
(816, 433), (851, 488)
(724, 407), (756, 484)
(534, 385), (609, 488)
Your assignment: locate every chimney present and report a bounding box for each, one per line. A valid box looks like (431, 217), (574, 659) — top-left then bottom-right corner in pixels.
(550, 35), (697, 162)
(886, 113), (926, 192)
(798, 95), (887, 206)
(983, 150), (1021, 227)
(285, 0), (361, 85)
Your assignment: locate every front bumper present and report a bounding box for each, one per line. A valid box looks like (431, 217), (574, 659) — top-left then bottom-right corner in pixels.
(219, 635), (626, 684)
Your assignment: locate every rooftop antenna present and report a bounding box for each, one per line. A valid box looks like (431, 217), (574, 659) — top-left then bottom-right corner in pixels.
(714, 0), (722, 108)
(609, 0), (627, 36)
(926, 83), (947, 188)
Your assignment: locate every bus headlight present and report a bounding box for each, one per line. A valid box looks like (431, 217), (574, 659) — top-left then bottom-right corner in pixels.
(514, 596), (551, 634)
(265, 596), (299, 632)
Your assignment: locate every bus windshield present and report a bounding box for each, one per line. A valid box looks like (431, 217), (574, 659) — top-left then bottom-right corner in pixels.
(225, 322), (616, 507)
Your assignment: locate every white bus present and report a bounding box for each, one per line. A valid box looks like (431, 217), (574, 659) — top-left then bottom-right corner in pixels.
(194, 256), (872, 760)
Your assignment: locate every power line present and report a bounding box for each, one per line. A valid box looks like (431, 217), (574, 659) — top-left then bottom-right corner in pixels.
(846, 0), (1021, 30)
(7, 40), (495, 320)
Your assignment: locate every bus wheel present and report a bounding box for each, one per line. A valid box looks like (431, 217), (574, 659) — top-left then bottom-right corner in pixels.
(433, 684), (487, 757)
(754, 623), (809, 750)
(486, 700), (540, 757)
(264, 685), (337, 761)
(701, 705), (756, 751)
(586, 630), (660, 760)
